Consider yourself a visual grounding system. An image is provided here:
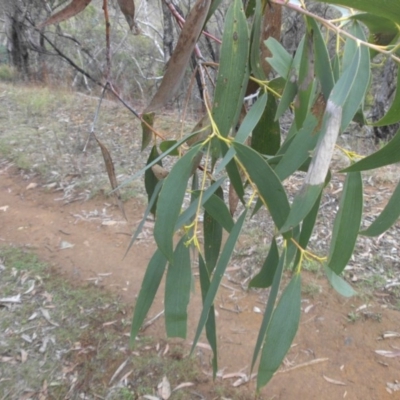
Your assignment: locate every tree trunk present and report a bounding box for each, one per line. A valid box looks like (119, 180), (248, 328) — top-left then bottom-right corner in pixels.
(3, 0), (31, 79)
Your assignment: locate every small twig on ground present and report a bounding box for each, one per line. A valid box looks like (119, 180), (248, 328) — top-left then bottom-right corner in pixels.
(141, 310), (165, 331)
(276, 357), (329, 374)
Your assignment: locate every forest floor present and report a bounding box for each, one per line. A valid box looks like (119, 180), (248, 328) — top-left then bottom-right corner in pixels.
(0, 82), (400, 399)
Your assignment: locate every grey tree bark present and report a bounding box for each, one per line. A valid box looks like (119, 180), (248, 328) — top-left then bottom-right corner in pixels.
(2, 0), (31, 78)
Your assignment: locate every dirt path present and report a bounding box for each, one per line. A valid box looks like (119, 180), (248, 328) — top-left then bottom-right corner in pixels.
(1, 165), (399, 399)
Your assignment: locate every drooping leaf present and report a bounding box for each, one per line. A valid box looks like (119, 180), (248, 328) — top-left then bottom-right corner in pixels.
(325, 266), (356, 297)
(274, 111), (319, 181)
(264, 37), (292, 78)
(249, 238), (279, 288)
(251, 247), (286, 372)
(309, 17), (334, 99)
(250, 0), (266, 80)
(360, 180), (400, 237)
(294, 29), (315, 130)
(165, 236), (192, 338)
(327, 172), (363, 275)
(212, 0), (249, 137)
(203, 193), (234, 232)
(145, 146), (162, 215)
(204, 189), (224, 273)
(191, 209), (247, 353)
(198, 254), (218, 376)
(341, 22), (370, 131)
(251, 94), (281, 155)
(154, 144), (202, 262)
(130, 249), (167, 345)
(342, 127), (400, 172)
(144, 0), (212, 112)
(38, 0), (92, 29)
(257, 274), (301, 389)
(141, 113), (155, 151)
(233, 143), (290, 230)
(117, 0), (135, 30)
(95, 136), (126, 220)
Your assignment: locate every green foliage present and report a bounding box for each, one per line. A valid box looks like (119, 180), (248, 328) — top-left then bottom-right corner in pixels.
(124, 0), (400, 392)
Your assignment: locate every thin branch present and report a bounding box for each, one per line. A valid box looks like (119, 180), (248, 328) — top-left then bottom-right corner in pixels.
(271, 0), (400, 64)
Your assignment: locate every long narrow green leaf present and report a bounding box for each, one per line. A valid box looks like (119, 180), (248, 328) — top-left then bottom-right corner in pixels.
(141, 112), (155, 151)
(361, 180), (400, 237)
(251, 94), (281, 155)
(154, 144), (202, 262)
(327, 172), (363, 275)
(295, 30), (314, 130)
(191, 209), (247, 353)
(203, 194), (234, 232)
(309, 17), (334, 99)
(233, 143), (290, 230)
(341, 22), (370, 131)
(165, 236), (192, 338)
(204, 187), (224, 273)
(280, 184), (322, 233)
(275, 67), (297, 120)
(130, 249), (167, 346)
(144, 145), (162, 215)
(342, 127), (400, 172)
(293, 191), (322, 267)
(198, 254), (218, 376)
(251, 247), (286, 371)
(212, 0), (249, 137)
(221, 142), (245, 202)
(257, 274), (301, 390)
(250, 0), (266, 80)
(325, 266), (356, 297)
(249, 238), (279, 288)
(265, 37), (292, 78)
(274, 112), (319, 181)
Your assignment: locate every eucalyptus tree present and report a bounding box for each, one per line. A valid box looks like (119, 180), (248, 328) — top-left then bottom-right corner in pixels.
(38, 0), (400, 391)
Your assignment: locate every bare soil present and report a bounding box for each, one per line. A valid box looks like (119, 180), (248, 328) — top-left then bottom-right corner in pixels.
(1, 164), (400, 399)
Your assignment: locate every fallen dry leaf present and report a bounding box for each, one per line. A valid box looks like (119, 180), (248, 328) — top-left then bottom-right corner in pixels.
(157, 375), (171, 400)
(109, 358), (129, 385)
(0, 294), (21, 303)
(26, 182), (38, 190)
(323, 375), (346, 386)
(20, 349), (28, 363)
(381, 331), (400, 339)
(172, 382), (195, 392)
(375, 350), (400, 358)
